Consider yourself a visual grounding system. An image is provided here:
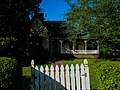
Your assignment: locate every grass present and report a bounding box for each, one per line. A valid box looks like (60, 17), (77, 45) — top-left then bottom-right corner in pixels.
(22, 58), (119, 90)
(22, 66), (31, 77)
(64, 59), (101, 89)
(22, 67), (31, 90)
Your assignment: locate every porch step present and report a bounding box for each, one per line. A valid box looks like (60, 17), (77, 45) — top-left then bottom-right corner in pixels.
(73, 54), (99, 59)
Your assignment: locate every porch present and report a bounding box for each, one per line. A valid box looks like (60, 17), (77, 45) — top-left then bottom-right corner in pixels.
(50, 39), (99, 55)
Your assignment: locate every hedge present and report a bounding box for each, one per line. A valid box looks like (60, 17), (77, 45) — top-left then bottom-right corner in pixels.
(96, 61), (120, 90)
(0, 57), (22, 90)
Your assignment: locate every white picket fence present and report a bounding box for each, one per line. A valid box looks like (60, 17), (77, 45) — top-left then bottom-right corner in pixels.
(31, 59), (90, 90)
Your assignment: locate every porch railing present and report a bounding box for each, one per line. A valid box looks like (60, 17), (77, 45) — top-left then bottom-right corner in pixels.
(62, 50), (99, 54)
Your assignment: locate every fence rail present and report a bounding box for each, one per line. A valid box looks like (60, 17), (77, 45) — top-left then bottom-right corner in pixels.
(62, 50), (99, 54)
(31, 59), (90, 90)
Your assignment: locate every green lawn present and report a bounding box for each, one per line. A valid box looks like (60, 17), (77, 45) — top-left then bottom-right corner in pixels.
(64, 59), (102, 89)
(22, 59), (119, 90)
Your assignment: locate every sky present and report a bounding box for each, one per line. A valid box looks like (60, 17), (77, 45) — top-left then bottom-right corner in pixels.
(40, 0), (70, 21)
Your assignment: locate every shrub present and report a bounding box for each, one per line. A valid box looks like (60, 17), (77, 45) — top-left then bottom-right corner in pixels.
(96, 61), (120, 90)
(0, 57), (22, 90)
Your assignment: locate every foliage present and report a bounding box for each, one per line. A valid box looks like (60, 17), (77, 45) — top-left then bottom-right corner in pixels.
(89, 0), (120, 57)
(0, 37), (16, 45)
(64, 0), (92, 42)
(0, 0), (43, 61)
(64, 0), (120, 57)
(0, 0), (42, 17)
(0, 57), (22, 90)
(0, 37), (17, 57)
(0, 0), (42, 38)
(96, 61), (120, 90)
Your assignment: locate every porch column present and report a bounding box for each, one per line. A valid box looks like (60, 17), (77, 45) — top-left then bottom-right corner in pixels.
(60, 40), (63, 54)
(84, 40), (87, 54)
(97, 41), (99, 53)
(72, 41), (75, 54)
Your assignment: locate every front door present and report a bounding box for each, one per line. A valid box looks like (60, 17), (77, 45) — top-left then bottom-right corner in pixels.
(52, 40), (60, 54)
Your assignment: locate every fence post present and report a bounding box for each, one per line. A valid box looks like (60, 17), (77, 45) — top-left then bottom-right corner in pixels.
(84, 59), (90, 90)
(31, 60), (35, 90)
(81, 63), (86, 90)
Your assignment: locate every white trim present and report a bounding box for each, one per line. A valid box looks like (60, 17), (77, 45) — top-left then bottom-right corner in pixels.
(84, 40), (87, 54)
(62, 50), (99, 54)
(60, 40), (63, 54)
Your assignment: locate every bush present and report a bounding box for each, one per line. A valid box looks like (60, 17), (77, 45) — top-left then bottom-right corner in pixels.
(96, 61), (120, 90)
(0, 57), (22, 90)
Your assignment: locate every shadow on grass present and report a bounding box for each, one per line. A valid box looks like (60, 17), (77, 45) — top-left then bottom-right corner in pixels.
(22, 76), (31, 90)
(49, 54), (76, 61)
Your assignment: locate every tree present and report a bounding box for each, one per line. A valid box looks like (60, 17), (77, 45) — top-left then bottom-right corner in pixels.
(0, 0), (42, 39)
(64, 0), (93, 42)
(64, 0), (120, 58)
(0, 0), (42, 60)
(88, 0), (120, 57)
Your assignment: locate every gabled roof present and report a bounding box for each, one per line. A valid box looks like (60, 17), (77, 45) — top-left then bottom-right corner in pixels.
(30, 13), (48, 37)
(44, 21), (66, 38)
(30, 13), (88, 39)
(31, 13), (44, 24)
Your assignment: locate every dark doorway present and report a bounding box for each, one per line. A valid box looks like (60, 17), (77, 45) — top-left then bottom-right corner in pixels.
(52, 40), (60, 54)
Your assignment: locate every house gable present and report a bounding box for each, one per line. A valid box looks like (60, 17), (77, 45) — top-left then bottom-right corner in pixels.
(30, 13), (48, 38)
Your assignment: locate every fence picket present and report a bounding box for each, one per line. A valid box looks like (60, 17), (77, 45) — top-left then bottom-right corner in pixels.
(60, 65), (65, 90)
(70, 64), (75, 90)
(76, 64), (81, 90)
(31, 60), (35, 90)
(55, 65), (60, 90)
(50, 65), (55, 90)
(35, 66), (39, 90)
(81, 63), (86, 90)
(65, 64), (70, 90)
(40, 65), (44, 90)
(45, 65), (49, 90)
(31, 59), (90, 90)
